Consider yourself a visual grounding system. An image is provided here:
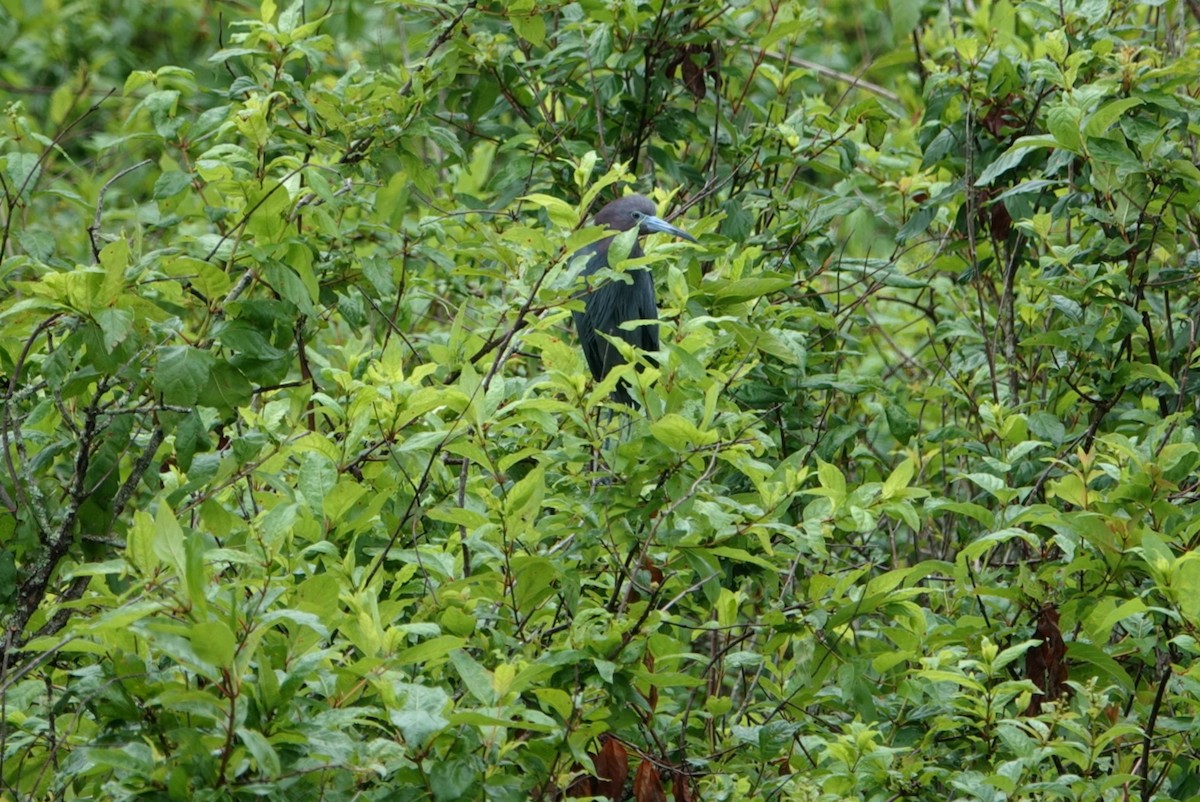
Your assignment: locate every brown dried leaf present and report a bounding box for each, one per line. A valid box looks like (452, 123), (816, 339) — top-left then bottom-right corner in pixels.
(644, 652), (658, 714)
(681, 53), (706, 99)
(593, 736), (629, 801)
(632, 759), (667, 802)
(624, 557), (664, 605)
(566, 769), (593, 799)
(1024, 604), (1068, 715)
(643, 556), (664, 586)
(671, 768), (694, 802)
(990, 202), (1013, 240)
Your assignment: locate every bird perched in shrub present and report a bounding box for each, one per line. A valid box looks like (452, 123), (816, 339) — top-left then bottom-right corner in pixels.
(571, 195), (696, 406)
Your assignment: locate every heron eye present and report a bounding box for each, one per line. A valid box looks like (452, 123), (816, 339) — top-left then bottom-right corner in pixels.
(631, 211), (644, 220)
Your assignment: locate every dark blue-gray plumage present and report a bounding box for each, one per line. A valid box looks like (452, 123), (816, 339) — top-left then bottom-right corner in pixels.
(571, 195), (696, 406)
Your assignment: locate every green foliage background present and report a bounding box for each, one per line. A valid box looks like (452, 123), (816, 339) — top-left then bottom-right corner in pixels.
(2, 0), (1200, 799)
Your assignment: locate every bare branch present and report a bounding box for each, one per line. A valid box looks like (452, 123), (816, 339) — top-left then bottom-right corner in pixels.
(87, 159), (153, 262)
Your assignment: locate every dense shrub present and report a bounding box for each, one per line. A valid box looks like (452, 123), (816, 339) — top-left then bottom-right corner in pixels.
(2, 1), (1198, 799)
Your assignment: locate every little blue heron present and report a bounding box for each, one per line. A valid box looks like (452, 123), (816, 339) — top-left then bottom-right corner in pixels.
(572, 195), (696, 406)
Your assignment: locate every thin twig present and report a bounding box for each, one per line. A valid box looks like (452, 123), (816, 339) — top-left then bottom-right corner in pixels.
(777, 55), (901, 103)
(1, 316), (63, 530)
(0, 88), (116, 266)
(1139, 653), (1172, 802)
(87, 159), (153, 261)
(203, 164), (308, 262)
(109, 427), (166, 526)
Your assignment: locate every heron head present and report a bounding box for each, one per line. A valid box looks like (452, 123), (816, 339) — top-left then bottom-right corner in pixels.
(594, 195), (697, 242)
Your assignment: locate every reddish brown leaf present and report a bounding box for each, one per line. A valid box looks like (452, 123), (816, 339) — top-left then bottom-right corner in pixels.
(642, 556), (664, 586)
(624, 557), (664, 605)
(666, 43), (719, 100)
(566, 773), (594, 799)
(974, 187), (1012, 241)
(981, 94), (1021, 136)
(632, 760), (667, 802)
(990, 202), (1012, 240)
(681, 53), (706, 99)
(1024, 604), (1068, 715)
(671, 768), (694, 802)
(982, 104), (1007, 137)
(593, 736), (629, 801)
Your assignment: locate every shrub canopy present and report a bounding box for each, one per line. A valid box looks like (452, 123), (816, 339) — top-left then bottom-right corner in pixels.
(2, 1), (1200, 800)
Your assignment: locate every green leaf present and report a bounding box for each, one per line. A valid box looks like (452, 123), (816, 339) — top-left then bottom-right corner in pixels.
(138, 89), (181, 137)
(512, 556), (557, 611)
(574, 150), (598, 191)
(706, 546), (778, 571)
(1088, 136), (1141, 172)
(1137, 533), (1176, 576)
(1083, 98), (1142, 137)
(885, 402), (918, 445)
(155, 346), (214, 405)
(523, 193), (579, 228)
(123, 70), (156, 95)
(260, 502), (298, 547)
(5, 152), (41, 201)
(889, 0), (920, 37)
(198, 362), (253, 411)
(86, 744), (155, 776)
(509, 10), (546, 46)
(94, 308), (134, 351)
(97, 239), (130, 306)
(975, 145), (1032, 186)
(153, 171), (192, 199)
(711, 277), (793, 302)
(298, 451), (338, 517)
(963, 472), (1019, 501)
(993, 639), (1040, 670)
(1127, 361), (1178, 391)
(152, 501), (187, 577)
(277, 0), (304, 32)
(184, 530), (210, 617)
(649, 413), (718, 449)
(1028, 412), (1066, 444)
(531, 688), (573, 719)
(816, 460), (846, 497)
(1066, 642), (1133, 691)
(237, 727), (282, 777)
(431, 758), (477, 802)
(918, 670), (984, 692)
(960, 528), (1038, 560)
(503, 463), (545, 524)
(389, 683), (450, 746)
(395, 635), (467, 666)
(126, 511), (159, 575)
(607, 226), (637, 266)
(90, 600), (166, 634)
(882, 457), (915, 499)
(190, 621), (236, 667)
(449, 649), (496, 704)
(243, 184), (291, 242)
(1044, 29), (1068, 62)
(1047, 105), (1082, 153)
(1174, 554), (1200, 628)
